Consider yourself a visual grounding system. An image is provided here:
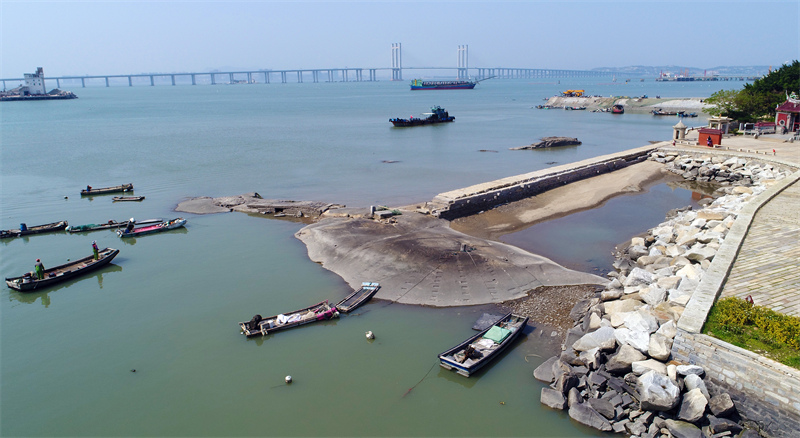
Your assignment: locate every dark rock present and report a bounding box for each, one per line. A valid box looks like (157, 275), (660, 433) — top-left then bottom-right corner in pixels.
(560, 348), (583, 366)
(513, 136), (582, 150)
(708, 416), (742, 435)
(533, 356), (560, 383)
(588, 397), (616, 420)
(569, 298), (596, 322)
(587, 371), (607, 389)
(540, 387), (567, 410)
(554, 373), (579, 395)
(611, 419), (629, 433)
(606, 344), (647, 375)
(665, 419), (703, 438)
(709, 393), (736, 417)
(568, 403), (613, 432)
(625, 418), (648, 436)
(567, 387), (582, 408)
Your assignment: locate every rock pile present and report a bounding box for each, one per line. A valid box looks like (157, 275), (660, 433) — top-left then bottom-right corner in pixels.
(510, 136), (581, 150)
(535, 151), (792, 437)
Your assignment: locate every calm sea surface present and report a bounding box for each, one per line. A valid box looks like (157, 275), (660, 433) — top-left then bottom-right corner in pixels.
(1, 78), (743, 436)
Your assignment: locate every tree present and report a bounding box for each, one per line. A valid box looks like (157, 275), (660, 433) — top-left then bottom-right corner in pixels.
(704, 88), (742, 118)
(706, 61), (799, 122)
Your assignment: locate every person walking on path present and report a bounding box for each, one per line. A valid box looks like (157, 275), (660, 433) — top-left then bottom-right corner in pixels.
(34, 259), (45, 280)
(92, 241), (99, 260)
(707, 136), (713, 147)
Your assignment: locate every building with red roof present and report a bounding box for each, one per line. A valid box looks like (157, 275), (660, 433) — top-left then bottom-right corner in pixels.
(775, 94), (800, 133)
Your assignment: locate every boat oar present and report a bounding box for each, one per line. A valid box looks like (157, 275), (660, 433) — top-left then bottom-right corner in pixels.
(402, 361), (438, 398)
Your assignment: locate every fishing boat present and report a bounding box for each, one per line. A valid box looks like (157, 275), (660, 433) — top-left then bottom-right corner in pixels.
(651, 109), (684, 116)
(0, 220), (68, 239)
(112, 196), (145, 202)
(611, 104), (624, 114)
(81, 183), (133, 195)
(335, 282), (380, 313)
(5, 247), (120, 291)
(564, 106), (587, 111)
(678, 112), (698, 118)
(239, 300), (339, 337)
(66, 218), (163, 233)
(390, 106), (454, 127)
(116, 217), (186, 237)
(438, 313), (528, 377)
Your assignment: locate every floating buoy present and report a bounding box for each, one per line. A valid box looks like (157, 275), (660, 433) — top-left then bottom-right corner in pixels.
(285, 375), (292, 384)
(64, 196), (68, 199)
(130, 369), (136, 373)
(366, 331), (375, 340)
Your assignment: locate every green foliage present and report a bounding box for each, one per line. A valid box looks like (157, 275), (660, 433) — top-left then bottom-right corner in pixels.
(706, 61), (800, 122)
(705, 297), (800, 368)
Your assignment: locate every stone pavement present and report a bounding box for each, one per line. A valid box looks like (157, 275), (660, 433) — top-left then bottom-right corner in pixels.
(674, 132), (800, 328)
(720, 178), (800, 316)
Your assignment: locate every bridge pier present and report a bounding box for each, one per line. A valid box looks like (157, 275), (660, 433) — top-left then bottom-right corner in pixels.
(191, 74), (196, 85)
(171, 75), (176, 86)
(81, 77), (85, 88)
(281, 71), (287, 84)
(264, 72), (270, 84)
(211, 74), (216, 85)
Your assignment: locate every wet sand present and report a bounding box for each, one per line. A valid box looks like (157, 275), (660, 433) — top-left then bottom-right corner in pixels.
(450, 159), (674, 240)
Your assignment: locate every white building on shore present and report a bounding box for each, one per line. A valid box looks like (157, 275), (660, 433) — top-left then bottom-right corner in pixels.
(22, 67), (46, 95)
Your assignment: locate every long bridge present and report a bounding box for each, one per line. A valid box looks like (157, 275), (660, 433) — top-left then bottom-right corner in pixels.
(2, 43), (622, 90)
(0, 66), (607, 90)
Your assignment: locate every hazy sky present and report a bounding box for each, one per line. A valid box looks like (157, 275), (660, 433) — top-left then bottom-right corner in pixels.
(2, 0), (798, 77)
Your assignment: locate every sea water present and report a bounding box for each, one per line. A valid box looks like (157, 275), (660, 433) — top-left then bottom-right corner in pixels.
(1, 78), (742, 436)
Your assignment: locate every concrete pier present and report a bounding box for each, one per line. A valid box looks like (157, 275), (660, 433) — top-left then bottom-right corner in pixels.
(429, 145), (657, 220)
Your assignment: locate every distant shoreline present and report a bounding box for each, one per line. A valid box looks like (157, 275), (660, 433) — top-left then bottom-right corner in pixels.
(541, 95), (709, 114)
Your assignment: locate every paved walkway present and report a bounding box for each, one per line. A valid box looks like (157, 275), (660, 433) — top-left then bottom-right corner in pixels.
(720, 179), (800, 316)
(674, 132), (800, 327)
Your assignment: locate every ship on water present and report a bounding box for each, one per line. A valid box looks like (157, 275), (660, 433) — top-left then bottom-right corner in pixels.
(390, 106), (454, 127)
(0, 67), (77, 101)
(409, 76), (492, 90)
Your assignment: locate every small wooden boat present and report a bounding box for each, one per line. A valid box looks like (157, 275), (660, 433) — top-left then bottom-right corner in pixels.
(117, 218), (186, 237)
(611, 104), (624, 114)
(438, 313), (528, 377)
(1, 221), (68, 239)
(112, 196), (145, 202)
(335, 282), (380, 313)
(239, 300), (339, 337)
(66, 218), (163, 233)
(651, 109), (684, 116)
(5, 247), (120, 291)
(81, 183), (133, 196)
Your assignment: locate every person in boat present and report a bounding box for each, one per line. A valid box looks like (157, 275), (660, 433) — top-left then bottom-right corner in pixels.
(86, 185), (92, 192)
(92, 240), (99, 260)
(34, 258), (45, 280)
(125, 218), (135, 234)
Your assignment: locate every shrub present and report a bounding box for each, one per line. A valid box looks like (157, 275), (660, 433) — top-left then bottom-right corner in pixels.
(707, 297), (800, 350)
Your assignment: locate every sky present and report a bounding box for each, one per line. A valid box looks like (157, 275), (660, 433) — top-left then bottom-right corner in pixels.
(1, 0), (798, 78)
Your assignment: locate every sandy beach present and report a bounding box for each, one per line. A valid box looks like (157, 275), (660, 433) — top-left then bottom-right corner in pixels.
(450, 159), (674, 240)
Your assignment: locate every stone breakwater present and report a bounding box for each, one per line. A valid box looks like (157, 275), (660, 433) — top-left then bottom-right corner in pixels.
(429, 146), (655, 220)
(534, 151), (795, 437)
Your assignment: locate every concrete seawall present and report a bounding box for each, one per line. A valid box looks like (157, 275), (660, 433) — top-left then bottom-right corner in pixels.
(429, 145), (658, 220)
